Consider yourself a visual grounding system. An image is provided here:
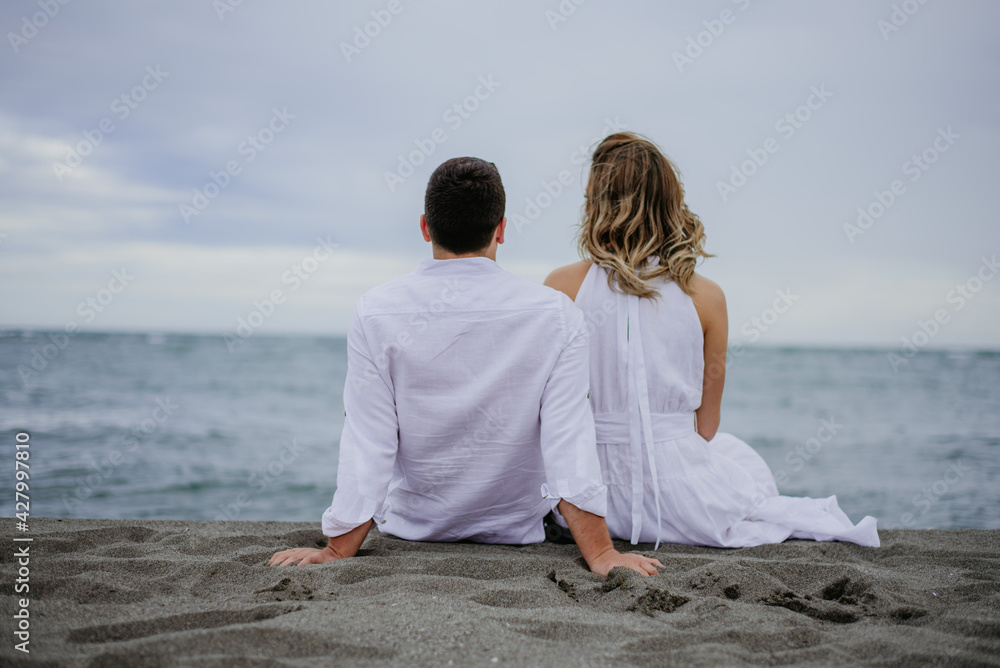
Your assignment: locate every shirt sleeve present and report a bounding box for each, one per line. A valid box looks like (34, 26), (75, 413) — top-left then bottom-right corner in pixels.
(538, 301), (607, 517)
(321, 301), (400, 537)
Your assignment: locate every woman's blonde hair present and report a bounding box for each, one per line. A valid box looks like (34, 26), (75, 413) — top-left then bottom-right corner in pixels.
(578, 132), (711, 298)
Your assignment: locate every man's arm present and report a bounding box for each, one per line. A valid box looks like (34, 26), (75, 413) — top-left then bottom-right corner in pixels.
(558, 501), (662, 576)
(539, 302), (661, 577)
(270, 301), (399, 567)
(269, 520), (374, 567)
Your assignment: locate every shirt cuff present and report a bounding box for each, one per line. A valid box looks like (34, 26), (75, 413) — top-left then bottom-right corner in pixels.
(320, 494), (388, 537)
(540, 479), (607, 517)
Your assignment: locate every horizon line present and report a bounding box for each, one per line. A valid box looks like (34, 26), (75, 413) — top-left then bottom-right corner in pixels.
(2, 326), (998, 354)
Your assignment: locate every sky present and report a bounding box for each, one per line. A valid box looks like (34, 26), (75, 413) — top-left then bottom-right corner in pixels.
(1, 0), (998, 349)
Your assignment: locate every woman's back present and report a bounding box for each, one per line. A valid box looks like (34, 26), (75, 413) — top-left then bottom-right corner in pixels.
(575, 262), (704, 418)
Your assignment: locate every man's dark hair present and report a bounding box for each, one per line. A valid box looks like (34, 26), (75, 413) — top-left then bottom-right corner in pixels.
(424, 157), (505, 255)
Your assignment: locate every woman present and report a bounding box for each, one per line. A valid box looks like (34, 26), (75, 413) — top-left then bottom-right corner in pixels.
(545, 132), (879, 549)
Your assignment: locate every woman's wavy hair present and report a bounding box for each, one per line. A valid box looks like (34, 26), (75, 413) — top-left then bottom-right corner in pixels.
(578, 132), (711, 298)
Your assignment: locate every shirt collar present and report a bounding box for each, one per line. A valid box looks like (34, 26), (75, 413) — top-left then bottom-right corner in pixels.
(415, 257), (504, 276)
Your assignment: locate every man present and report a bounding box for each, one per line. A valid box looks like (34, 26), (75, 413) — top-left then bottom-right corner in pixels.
(270, 157), (661, 576)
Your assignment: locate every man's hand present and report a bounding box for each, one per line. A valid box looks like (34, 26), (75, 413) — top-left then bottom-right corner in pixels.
(588, 548), (663, 577)
(557, 500), (664, 576)
(269, 520), (374, 568)
(269, 546), (343, 567)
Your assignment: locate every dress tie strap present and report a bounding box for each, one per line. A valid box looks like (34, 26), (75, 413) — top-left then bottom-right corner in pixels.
(618, 293), (664, 549)
(628, 295), (663, 550)
(617, 300), (642, 544)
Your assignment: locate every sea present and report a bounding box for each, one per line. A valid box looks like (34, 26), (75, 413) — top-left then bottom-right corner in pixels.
(2, 330), (998, 531)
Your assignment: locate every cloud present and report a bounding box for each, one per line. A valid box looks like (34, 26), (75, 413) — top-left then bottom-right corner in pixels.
(0, 0), (997, 347)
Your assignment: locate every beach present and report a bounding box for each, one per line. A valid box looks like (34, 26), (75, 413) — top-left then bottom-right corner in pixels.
(1, 519), (997, 666)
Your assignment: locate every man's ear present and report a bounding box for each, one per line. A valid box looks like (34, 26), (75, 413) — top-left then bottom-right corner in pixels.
(496, 217), (507, 245)
(420, 214), (432, 243)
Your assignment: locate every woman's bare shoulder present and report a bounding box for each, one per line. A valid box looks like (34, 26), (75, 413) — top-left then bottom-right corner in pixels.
(544, 260), (592, 301)
(688, 273), (727, 327)
(688, 273), (725, 304)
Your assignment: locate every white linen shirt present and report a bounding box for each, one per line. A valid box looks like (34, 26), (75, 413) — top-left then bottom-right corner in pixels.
(321, 256), (606, 544)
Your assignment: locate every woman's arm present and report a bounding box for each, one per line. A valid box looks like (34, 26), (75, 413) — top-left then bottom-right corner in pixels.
(689, 274), (728, 442)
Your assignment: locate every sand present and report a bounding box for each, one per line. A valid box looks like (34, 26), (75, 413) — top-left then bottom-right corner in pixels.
(1, 519), (998, 667)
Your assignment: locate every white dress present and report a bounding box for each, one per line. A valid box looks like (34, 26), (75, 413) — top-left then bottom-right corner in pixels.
(574, 263), (880, 548)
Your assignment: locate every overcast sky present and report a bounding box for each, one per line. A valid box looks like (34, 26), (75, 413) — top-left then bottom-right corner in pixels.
(1, 0), (998, 348)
